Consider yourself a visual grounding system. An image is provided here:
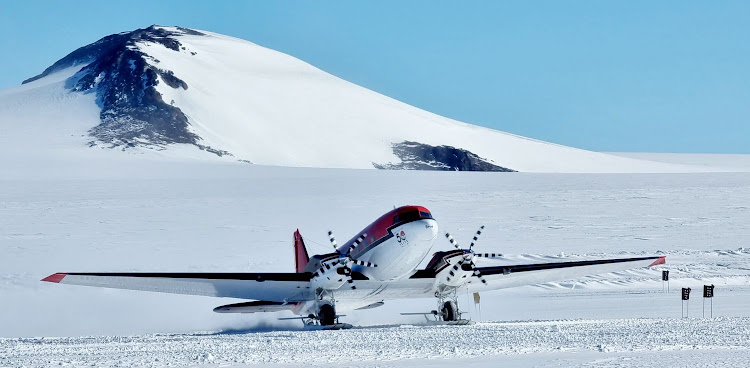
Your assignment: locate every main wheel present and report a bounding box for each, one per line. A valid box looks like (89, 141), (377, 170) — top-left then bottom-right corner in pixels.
(441, 300), (459, 321)
(318, 304), (336, 326)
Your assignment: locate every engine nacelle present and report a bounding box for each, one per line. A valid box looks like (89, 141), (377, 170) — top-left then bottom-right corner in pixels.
(310, 258), (350, 290)
(424, 250), (475, 289)
(435, 256), (474, 287)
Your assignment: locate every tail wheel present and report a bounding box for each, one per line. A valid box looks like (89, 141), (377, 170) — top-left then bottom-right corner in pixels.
(318, 304), (336, 326)
(441, 300), (459, 321)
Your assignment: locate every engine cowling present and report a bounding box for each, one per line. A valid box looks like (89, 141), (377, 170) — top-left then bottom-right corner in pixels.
(310, 258), (351, 290)
(435, 253), (475, 287)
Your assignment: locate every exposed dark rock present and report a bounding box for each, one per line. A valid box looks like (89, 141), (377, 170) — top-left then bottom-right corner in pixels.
(374, 141), (515, 172)
(23, 25), (226, 154)
(23, 25), (204, 84)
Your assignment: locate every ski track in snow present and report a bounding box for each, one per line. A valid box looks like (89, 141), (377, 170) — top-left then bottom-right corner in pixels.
(2, 318), (749, 367)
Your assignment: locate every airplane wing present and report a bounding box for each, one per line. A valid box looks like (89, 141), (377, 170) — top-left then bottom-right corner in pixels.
(41, 272), (315, 302)
(42, 256), (665, 303)
(469, 255), (665, 292)
(409, 255), (665, 293)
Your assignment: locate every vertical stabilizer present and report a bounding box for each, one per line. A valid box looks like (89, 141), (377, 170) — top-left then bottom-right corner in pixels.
(294, 229), (310, 273)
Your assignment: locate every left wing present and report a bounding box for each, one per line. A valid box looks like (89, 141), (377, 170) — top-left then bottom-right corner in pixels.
(41, 272), (314, 302)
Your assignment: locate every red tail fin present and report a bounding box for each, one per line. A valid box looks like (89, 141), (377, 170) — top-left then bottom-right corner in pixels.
(294, 229), (310, 273)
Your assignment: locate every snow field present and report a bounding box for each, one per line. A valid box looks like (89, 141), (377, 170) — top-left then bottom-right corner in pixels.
(2, 318), (749, 367)
(1, 161), (749, 366)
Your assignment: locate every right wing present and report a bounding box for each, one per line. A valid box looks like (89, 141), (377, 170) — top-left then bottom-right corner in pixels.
(42, 272), (314, 302)
(469, 255), (665, 292)
(409, 255), (665, 293)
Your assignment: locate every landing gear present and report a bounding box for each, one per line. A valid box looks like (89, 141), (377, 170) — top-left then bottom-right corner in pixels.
(401, 297), (473, 324)
(430, 289), (473, 324)
(318, 304), (336, 326)
(441, 300), (459, 322)
(434, 289), (463, 321)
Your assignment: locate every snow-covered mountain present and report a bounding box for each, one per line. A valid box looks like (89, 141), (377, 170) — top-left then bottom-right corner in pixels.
(0, 25), (729, 172)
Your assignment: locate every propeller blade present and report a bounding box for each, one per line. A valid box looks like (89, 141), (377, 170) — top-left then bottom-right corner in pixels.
(328, 230), (338, 250)
(346, 232), (368, 255)
(351, 259), (378, 268)
(446, 258), (465, 282)
(474, 253), (502, 258)
(445, 233), (461, 249)
(470, 261), (488, 284)
(469, 225), (485, 250)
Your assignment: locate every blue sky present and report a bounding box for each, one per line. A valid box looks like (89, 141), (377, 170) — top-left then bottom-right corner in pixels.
(1, 1), (748, 153)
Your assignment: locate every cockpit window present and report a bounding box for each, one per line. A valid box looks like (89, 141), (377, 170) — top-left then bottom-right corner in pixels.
(393, 210), (421, 224)
(419, 211), (432, 219)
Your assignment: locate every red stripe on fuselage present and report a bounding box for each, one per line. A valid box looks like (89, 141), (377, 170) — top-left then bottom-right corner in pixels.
(340, 205), (431, 257)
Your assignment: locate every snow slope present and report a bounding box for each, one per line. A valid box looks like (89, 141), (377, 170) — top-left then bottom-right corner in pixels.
(611, 152), (750, 171)
(1, 25), (739, 173)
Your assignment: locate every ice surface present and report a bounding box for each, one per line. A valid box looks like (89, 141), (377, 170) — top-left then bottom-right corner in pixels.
(1, 158), (749, 366)
(2, 318), (749, 367)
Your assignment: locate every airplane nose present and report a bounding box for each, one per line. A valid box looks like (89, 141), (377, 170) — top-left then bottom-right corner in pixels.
(418, 219), (438, 240)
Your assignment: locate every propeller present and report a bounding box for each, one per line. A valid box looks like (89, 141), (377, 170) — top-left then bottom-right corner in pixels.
(328, 230), (338, 250)
(328, 230), (377, 267)
(444, 226), (499, 285)
(321, 230), (378, 288)
(469, 225), (502, 258)
(469, 225), (484, 250)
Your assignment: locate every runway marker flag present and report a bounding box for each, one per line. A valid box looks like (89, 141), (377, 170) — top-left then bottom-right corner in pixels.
(681, 287), (691, 318)
(703, 284), (714, 318)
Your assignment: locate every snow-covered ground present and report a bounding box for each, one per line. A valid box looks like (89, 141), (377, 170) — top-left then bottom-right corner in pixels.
(3, 318), (750, 367)
(1, 157), (749, 366)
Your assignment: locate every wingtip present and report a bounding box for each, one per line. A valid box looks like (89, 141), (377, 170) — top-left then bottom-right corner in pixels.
(41, 273), (67, 283)
(649, 256), (666, 267)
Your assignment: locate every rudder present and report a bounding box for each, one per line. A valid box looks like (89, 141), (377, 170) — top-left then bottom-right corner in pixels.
(294, 229), (310, 273)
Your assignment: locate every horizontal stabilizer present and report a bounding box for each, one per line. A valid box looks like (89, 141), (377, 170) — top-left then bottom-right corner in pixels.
(214, 301), (295, 314)
(355, 301), (385, 310)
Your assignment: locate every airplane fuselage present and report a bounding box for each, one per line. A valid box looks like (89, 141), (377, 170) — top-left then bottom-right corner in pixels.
(339, 206), (438, 281)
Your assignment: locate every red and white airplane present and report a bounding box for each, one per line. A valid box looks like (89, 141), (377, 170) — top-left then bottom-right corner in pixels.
(43, 205), (665, 326)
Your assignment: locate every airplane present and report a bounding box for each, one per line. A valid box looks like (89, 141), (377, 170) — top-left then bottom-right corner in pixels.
(42, 205), (665, 327)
